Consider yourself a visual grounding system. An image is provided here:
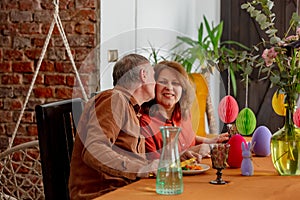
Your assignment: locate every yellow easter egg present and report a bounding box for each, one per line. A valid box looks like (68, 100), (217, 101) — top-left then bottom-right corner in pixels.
(272, 92), (286, 116)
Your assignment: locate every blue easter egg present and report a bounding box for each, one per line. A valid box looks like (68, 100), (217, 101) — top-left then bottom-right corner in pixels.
(251, 126), (272, 156)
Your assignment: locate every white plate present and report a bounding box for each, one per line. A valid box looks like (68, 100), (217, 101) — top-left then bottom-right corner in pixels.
(182, 164), (210, 175)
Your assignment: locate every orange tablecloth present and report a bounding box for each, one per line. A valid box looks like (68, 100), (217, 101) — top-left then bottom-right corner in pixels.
(94, 155), (300, 200)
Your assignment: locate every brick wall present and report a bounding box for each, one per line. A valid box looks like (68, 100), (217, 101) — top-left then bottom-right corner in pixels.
(0, 0), (100, 150)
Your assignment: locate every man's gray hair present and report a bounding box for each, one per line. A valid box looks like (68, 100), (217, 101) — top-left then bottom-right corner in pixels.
(113, 54), (150, 88)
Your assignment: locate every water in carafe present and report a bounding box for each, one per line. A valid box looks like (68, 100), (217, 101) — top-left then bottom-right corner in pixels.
(156, 126), (183, 195)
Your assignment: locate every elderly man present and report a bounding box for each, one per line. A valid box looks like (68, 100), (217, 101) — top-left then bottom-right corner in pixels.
(69, 54), (157, 199)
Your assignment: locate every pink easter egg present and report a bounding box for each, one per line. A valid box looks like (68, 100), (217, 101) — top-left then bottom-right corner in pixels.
(293, 108), (300, 127)
(218, 95), (239, 123)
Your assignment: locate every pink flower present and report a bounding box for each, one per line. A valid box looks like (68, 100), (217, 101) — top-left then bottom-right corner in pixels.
(285, 35), (298, 42)
(262, 47), (278, 67)
(297, 28), (300, 37)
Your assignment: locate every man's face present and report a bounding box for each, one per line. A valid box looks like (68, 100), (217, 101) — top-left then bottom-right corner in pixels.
(143, 64), (156, 101)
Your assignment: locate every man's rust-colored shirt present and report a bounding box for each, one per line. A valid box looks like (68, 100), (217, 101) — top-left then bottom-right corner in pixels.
(69, 86), (148, 200)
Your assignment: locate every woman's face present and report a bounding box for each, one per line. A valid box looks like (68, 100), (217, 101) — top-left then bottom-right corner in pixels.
(155, 68), (183, 109)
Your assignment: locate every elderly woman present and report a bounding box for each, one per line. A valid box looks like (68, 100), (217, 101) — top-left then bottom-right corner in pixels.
(140, 60), (228, 162)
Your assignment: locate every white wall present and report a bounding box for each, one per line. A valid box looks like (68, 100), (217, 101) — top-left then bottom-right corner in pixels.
(100, 0), (221, 132)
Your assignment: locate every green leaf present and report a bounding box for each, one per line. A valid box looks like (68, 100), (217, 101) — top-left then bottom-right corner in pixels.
(230, 68), (237, 97)
(270, 75), (280, 84)
(177, 36), (197, 46)
(198, 23), (204, 45)
(241, 3), (249, 9)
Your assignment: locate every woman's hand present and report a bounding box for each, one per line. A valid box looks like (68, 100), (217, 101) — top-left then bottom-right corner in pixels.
(180, 144), (211, 163)
(205, 132), (229, 144)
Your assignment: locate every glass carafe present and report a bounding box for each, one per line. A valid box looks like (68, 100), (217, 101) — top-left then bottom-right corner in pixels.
(156, 126), (183, 195)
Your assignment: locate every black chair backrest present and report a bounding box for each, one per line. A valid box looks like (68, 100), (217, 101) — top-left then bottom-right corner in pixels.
(35, 98), (84, 200)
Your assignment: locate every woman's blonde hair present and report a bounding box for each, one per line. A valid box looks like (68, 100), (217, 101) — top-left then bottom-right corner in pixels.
(153, 60), (195, 119)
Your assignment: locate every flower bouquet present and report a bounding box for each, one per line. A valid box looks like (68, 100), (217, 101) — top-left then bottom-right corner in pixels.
(242, 0), (300, 175)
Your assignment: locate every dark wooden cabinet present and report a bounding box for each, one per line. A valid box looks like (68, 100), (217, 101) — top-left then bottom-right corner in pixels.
(220, 0), (297, 133)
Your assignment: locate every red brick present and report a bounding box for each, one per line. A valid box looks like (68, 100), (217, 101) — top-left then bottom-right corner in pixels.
(5, 0), (19, 10)
(41, 23), (60, 35)
(68, 35), (95, 47)
(27, 125), (38, 136)
(4, 99), (23, 110)
(0, 111), (13, 122)
(23, 74), (44, 84)
(19, 0), (38, 11)
(24, 49), (42, 60)
(33, 10), (52, 22)
(33, 37), (51, 47)
(13, 37), (31, 49)
(59, 0), (75, 9)
(66, 75), (75, 86)
(75, 0), (95, 9)
(1, 74), (22, 84)
(0, 62), (12, 72)
(12, 62), (34, 73)
(40, 0), (55, 10)
(75, 23), (95, 34)
(27, 99), (44, 110)
(0, 11), (8, 23)
(13, 86), (30, 97)
(3, 23), (18, 36)
(10, 10), (32, 22)
(3, 49), (23, 61)
(19, 111), (35, 123)
(33, 87), (53, 98)
(75, 48), (91, 61)
(12, 136), (33, 145)
(20, 23), (41, 34)
(40, 60), (55, 71)
(55, 62), (73, 73)
(72, 10), (96, 22)
(0, 87), (14, 98)
(55, 87), (73, 98)
(47, 48), (66, 60)
(64, 22), (74, 34)
(59, 10), (75, 21)
(45, 74), (66, 85)
(0, 124), (5, 135)
(0, 36), (11, 47)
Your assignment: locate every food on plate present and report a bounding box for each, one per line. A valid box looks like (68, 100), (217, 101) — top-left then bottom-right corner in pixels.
(181, 158), (203, 170)
(182, 164), (203, 171)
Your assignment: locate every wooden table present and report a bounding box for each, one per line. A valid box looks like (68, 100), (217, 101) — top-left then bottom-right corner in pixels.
(94, 155), (300, 200)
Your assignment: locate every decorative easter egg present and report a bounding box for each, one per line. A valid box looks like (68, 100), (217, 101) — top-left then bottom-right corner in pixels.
(293, 108), (300, 128)
(235, 108), (256, 136)
(272, 91), (286, 116)
(227, 134), (247, 168)
(251, 126), (272, 156)
(218, 95), (239, 123)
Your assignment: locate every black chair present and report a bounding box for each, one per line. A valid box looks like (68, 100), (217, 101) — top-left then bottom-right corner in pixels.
(35, 98), (84, 200)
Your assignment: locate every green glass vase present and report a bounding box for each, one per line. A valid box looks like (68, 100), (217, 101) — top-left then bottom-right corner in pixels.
(271, 99), (300, 175)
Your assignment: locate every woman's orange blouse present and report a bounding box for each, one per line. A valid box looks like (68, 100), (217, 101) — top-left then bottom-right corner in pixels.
(140, 110), (196, 160)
